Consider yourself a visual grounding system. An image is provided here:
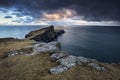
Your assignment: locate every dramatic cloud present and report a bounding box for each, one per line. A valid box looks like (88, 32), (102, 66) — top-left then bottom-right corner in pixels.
(43, 9), (76, 20)
(4, 15), (12, 18)
(0, 0), (120, 25)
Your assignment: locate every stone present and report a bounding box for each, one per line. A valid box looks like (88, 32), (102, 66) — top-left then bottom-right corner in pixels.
(77, 56), (90, 64)
(50, 51), (69, 60)
(88, 62), (106, 71)
(8, 51), (19, 57)
(48, 41), (61, 50)
(57, 55), (77, 68)
(6, 42), (61, 56)
(32, 42), (60, 54)
(50, 65), (68, 74)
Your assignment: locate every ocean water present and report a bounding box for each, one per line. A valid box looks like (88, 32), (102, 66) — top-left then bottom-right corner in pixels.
(0, 25), (44, 39)
(0, 25), (120, 63)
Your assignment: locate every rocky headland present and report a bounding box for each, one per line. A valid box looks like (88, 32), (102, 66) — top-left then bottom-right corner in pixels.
(25, 25), (65, 42)
(0, 25), (120, 80)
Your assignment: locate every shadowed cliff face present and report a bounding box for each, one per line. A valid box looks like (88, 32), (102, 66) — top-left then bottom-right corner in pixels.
(25, 25), (65, 42)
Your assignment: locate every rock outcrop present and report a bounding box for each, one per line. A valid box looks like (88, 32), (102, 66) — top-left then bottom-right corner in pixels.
(7, 41), (61, 57)
(6, 41), (107, 74)
(25, 25), (65, 42)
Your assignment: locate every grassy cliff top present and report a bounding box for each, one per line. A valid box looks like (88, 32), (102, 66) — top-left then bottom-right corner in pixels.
(0, 26), (120, 80)
(0, 40), (120, 80)
(0, 39), (35, 58)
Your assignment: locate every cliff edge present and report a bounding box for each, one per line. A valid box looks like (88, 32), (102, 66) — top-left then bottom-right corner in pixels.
(25, 25), (65, 42)
(0, 26), (120, 80)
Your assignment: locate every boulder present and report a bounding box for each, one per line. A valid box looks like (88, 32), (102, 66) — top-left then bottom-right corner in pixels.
(32, 42), (60, 55)
(25, 25), (65, 42)
(77, 56), (90, 64)
(48, 41), (61, 49)
(88, 62), (106, 71)
(50, 51), (69, 60)
(57, 55), (77, 68)
(50, 65), (68, 74)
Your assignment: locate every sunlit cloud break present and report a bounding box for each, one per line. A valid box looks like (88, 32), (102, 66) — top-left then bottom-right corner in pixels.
(0, 0), (120, 26)
(43, 9), (76, 20)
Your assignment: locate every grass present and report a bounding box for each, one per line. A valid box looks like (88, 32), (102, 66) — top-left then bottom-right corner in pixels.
(0, 39), (120, 80)
(0, 39), (35, 58)
(0, 52), (120, 80)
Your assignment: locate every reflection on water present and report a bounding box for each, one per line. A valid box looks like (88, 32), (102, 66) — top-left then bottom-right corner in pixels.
(0, 25), (120, 62)
(57, 26), (120, 63)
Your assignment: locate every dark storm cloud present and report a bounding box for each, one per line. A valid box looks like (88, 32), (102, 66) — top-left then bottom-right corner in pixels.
(0, 0), (120, 21)
(4, 16), (12, 18)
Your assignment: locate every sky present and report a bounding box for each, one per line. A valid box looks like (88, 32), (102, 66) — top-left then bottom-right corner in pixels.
(0, 0), (120, 26)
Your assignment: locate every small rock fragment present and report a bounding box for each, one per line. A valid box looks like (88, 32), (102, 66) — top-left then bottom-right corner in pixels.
(50, 65), (68, 74)
(50, 51), (69, 60)
(8, 51), (19, 57)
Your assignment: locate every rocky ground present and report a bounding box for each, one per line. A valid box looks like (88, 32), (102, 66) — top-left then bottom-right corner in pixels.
(0, 38), (35, 58)
(0, 26), (120, 80)
(0, 41), (120, 80)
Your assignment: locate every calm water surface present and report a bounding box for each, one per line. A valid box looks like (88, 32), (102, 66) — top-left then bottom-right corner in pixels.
(0, 25), (120, 63)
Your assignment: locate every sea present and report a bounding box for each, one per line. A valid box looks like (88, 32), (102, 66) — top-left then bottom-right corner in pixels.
(0, 25), (120, 63)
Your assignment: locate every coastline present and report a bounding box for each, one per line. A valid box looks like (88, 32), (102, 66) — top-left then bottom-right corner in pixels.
(0, 25), (120, 80)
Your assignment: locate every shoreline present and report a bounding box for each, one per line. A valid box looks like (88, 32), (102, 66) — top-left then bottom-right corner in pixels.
(0, 25), (119, 64)
(0, 25), (120, 80)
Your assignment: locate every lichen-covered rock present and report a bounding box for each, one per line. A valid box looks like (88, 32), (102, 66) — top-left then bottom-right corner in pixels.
(77, 56), (90, 64)
(50, 51), (69, 60)
(50, 55), (107, 74)
(7, 42), (61, 56)
(50, 65), (68, 74)
(5, 40), (107, 74)
(57, 55), (77, 68)
(48, 41), (61, 50)
(32, 42), (60, 55)
(88, 62), (106, 71)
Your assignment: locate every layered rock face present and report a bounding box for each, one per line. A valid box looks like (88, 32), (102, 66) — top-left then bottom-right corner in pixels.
(25, 25), (65, 42)
(6, 41), (107, 74)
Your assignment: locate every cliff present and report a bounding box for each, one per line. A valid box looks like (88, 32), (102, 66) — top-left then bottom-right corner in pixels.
(0, 26), (120, 80)
(25, 25), (65, 42)
(0, 41), (120, 80)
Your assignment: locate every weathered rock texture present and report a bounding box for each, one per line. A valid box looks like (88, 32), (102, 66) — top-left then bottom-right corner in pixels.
(6, 41), (107, 74)
(25, 25), (65, 42)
